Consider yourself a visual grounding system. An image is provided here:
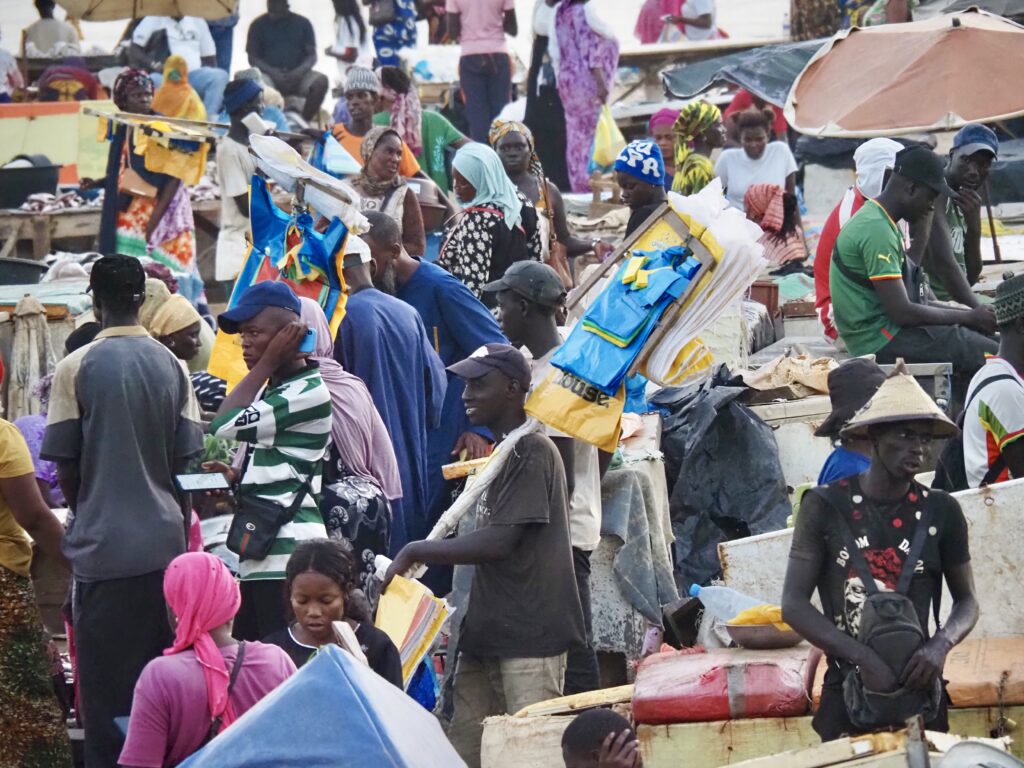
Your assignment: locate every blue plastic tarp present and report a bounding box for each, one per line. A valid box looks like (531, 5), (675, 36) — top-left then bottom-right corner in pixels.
(179, 645), (466, 768)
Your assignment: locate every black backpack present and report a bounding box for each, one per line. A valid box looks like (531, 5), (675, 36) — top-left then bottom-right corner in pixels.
(812, 485), (943, 730)
(933, 373), (1019, 492)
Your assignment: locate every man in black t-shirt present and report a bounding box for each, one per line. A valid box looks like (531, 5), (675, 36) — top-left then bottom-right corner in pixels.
(385, 343), (585, 768)
(246, 0), (329, 121)
(783, 369), (979, 741)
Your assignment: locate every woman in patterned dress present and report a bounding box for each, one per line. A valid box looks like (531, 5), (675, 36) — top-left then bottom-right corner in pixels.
(552, 0), (620, 192)
(438, 143), (543, 306)
(0, 419), (72, 767)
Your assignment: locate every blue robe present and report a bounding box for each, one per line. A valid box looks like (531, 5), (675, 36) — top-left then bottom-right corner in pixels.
(335, 287), (447, 553)
(397, 260), (506, 529)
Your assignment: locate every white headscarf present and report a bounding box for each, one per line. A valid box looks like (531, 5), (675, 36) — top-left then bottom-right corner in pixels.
(854, 138), (904, 199)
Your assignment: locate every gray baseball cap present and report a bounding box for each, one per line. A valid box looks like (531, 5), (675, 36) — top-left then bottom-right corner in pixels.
(482, 261), (566, 308)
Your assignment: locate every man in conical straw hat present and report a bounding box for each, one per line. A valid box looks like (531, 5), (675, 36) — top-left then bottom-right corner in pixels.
(783, 361), (978, 741)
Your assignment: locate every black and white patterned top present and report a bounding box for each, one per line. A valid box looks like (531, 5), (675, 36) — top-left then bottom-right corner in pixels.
(437, 192), (543, 303)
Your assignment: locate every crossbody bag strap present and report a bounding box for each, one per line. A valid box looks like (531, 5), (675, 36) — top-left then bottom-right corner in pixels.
(894, 493), (934, 595)
(830, 242), (874, 290)
(205, 642), (247, 743)
(813, 485), (882, 597)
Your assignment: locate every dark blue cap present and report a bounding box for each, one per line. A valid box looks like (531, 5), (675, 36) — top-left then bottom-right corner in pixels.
(952, 123), (998, 158)
(218, 282), (300, 334)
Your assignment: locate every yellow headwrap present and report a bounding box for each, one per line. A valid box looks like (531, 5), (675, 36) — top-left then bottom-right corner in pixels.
(149, 295), (203, 338)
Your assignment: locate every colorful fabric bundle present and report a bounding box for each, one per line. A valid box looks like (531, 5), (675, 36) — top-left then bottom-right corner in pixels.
(207, 176), (350, 387)
(552, 246), (702, 396)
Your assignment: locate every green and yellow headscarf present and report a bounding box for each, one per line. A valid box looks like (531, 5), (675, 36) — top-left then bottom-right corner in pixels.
(672, 101), (721, 196)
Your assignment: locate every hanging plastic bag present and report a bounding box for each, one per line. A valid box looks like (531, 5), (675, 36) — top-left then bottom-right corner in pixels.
(525, 369), (625, 453)
(591, 104), (626, 170)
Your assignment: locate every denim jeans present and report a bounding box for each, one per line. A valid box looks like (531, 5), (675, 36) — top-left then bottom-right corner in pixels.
(207, 13), (238, 72)
(459, 53), (512, 142)
(150, 66), (229, 116)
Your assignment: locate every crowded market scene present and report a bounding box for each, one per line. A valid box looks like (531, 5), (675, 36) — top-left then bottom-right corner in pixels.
(2, 0), (1024, 766)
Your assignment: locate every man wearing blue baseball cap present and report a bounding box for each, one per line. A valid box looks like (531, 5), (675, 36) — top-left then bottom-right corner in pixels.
(207, 282), (332, 640)
(923, 123), (1000, 302)
(614, 140), (668, 237)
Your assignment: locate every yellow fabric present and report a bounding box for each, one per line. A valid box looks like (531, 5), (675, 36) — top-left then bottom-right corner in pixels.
(133, 121), (210, 185)
(152, 55), (207, 122)
(525, 369), (624, 453)
(149, 295), (202, 337)
(729, 604), (793, 632)
(0, 420), (36, 577)
(138, 277), (172, 330)
(375, 575), (449, 685)
(622, 255), (647, 285)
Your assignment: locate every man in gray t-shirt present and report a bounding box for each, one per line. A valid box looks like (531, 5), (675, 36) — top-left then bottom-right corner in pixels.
(42, 256), (203, 768)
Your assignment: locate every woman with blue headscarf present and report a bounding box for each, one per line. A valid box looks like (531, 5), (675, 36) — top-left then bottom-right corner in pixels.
(438, 143), (543, 305)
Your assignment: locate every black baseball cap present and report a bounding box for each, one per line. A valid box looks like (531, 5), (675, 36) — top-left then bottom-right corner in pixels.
(893, 145), (957, 198)
(447, 343), (532, 389)
(482, 261), (566, 308)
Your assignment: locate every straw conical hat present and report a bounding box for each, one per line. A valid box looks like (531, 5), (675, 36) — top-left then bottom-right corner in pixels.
(840, 361), (957, 439)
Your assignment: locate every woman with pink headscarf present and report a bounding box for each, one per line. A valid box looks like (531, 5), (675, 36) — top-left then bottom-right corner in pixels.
(119, 553), (295, 767)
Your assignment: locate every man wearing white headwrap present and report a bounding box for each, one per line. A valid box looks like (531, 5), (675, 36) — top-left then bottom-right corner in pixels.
(814, 138), (904, 342)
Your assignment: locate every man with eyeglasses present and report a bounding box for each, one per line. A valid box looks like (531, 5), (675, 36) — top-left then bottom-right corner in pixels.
(782, 365), (979, 741)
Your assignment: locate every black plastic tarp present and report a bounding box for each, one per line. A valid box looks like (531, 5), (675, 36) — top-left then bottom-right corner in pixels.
(652, 366), (792, 590)
(660, 38), (826, 109)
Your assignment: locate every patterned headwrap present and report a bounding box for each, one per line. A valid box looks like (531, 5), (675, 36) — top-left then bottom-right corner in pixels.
(356, 126), (405, 198)
(995, 272), (1024, 326)
(672, 100), (722, 193)
(745, 184), (787, 233)
(381, 80), (422, 156)
(489, 119), (544, 180)
(113, 68), (154, 110)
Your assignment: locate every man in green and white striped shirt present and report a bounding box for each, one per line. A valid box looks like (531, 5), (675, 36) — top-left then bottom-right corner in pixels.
(210, 282), (332, 641)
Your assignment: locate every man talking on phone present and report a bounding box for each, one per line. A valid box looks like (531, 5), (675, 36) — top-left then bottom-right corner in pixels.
(208, 282), (332, 640)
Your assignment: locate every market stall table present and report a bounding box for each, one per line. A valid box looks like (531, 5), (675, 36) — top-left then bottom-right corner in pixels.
(0, 198), (224, 260)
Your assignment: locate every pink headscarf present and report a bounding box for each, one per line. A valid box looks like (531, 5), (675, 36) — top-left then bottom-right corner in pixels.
(649, 108), (680, 132)
(298, 298), (403, 500)
(163, 553), (241, 731)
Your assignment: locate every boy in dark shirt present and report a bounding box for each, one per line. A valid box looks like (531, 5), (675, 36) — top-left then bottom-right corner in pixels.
(783, 368), (978, 741)
(386, 343), (584, 768)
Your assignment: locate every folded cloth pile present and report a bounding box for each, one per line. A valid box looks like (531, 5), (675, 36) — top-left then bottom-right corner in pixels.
(642, 180), (768, 388)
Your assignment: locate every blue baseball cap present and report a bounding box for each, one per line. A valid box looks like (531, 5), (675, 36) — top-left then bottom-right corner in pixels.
(218, 282), (301, 334)
(952, 123), (998, 158)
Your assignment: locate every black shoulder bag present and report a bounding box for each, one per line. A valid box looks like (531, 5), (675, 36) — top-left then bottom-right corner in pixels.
(814, 485), (943, 729)
(200, 643), (247, 747)
(226, 455), (314, 561)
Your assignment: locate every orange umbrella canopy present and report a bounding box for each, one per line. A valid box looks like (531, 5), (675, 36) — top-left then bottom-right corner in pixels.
(56, 0), (236, 22)
(785, 10), (1024, 137)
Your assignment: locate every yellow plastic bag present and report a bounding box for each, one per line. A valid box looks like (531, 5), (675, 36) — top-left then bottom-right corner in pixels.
(591, 105), (626, 169)
(525, 369), (624, 453)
